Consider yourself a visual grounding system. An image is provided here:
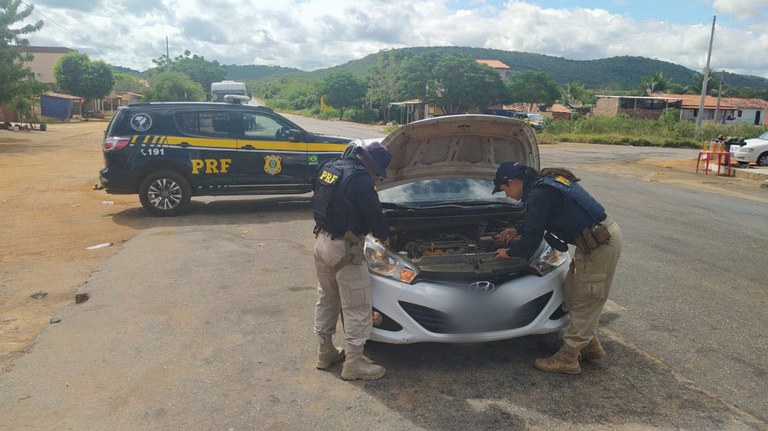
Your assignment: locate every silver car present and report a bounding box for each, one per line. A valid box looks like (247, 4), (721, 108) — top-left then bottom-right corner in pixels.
(350, 115), (571, 344)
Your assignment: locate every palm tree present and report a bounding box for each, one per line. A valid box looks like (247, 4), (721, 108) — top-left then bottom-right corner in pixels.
(641, 72), (671, 94)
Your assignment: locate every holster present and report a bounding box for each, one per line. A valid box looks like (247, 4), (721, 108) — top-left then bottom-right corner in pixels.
(332, 231), (364, 273)
(574, 223), (611, 254)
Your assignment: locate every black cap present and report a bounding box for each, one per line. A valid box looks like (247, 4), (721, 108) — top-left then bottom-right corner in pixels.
(357, 141), (392, 178)
(492, 162), (527, 193)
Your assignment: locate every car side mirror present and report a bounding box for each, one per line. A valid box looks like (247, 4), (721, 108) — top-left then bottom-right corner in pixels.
(287, 129), (302, 142)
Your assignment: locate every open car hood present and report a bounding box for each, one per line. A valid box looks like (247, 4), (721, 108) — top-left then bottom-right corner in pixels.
(378, 114), (539, 190)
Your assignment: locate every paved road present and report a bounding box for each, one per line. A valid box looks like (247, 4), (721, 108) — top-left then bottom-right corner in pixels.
(543, 143), (768, 424)
(0, 120), (766, 430)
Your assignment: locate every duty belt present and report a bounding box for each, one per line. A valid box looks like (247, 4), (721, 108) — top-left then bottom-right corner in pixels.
(330, 230), (365, 273)
(313, 226), (361, 241)
(574, 215), (613, 254)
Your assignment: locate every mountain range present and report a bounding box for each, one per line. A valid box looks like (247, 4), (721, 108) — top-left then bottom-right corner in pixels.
(117, 46), (768, 90)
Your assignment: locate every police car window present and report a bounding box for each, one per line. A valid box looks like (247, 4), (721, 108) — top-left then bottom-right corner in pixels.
(242, 112), (288, 141)
(176, 111), (231, 137)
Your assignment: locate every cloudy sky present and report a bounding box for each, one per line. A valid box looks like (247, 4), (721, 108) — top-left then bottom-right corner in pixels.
(21, 0), (768, 78)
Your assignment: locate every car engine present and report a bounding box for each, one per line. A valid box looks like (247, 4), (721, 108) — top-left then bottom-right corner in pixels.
(386, 214), (529, 277)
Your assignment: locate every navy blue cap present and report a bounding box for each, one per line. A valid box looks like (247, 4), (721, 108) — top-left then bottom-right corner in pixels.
(492, 162), (527, 193)
(358, 141), (392, 178)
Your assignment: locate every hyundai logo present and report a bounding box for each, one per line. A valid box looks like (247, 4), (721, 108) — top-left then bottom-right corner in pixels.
(468, 281), (496, 295)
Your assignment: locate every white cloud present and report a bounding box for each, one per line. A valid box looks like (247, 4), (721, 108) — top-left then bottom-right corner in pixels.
(713, 0), (768, 22)
(22, 0), (768, 79)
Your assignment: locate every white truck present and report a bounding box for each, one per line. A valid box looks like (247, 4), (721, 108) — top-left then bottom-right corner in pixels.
(210, 81), (249, 102)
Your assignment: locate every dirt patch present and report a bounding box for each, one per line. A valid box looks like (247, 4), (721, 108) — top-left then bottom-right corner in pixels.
(0, 123), (764, 373)
(0, 122), (142, 372)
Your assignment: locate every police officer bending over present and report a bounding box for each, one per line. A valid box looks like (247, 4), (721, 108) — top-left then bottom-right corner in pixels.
(492, 162), (623, 375)
(311, 142), (392, 380)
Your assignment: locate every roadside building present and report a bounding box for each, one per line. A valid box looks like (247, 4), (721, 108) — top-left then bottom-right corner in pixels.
(40, 92), (83, 120)
(476, 59), (511, 82)
(592, 94), (750, 123)
(103, 92), (143, 111)
(662, 94), (739, 123)
(549, 103), (574, 121)
(18, 46), (75, 84)
(593, 95), (684, 120)
(388, 99), (429, 124)
(718, 97), (768, 125)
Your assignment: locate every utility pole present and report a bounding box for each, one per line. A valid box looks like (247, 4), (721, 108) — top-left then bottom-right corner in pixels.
(166, 36), (170, 68)
(695, 15), (716, 141)
(715, 72), (724, 124)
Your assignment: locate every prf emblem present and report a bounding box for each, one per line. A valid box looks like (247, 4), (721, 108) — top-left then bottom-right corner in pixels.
(264, 155), (282, 175)
(554, 175), (571, 186)
(318, 169), (338, 185)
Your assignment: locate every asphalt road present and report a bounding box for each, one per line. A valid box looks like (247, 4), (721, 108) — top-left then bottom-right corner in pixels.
(0, 118), (766, 430)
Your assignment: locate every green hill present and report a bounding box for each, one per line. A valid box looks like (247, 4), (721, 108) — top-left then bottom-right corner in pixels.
(223, 64), (304, 81)
(222, 46), (768, 90)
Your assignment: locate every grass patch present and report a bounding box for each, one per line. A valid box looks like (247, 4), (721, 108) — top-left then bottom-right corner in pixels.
(540, 115), (765, 149)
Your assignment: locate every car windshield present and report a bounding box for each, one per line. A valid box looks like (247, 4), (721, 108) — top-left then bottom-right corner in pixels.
(378, 177), (514, 207)
(528, 114), (544, 122)
(757, 132), (768, 140)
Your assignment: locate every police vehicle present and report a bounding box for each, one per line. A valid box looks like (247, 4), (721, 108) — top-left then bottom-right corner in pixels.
(99, 98), (351, 216)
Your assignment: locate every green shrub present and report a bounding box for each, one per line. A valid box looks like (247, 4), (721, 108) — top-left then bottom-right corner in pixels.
(545, 116), (767, 148)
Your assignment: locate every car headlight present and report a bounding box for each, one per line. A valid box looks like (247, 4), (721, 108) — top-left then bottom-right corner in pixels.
(529, 244), (568, 276)
(738, 148), (754, 153)
(364, 236), (419, 284)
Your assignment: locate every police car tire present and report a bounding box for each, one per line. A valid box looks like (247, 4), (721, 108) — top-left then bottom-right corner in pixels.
(138, 170), (192, 217)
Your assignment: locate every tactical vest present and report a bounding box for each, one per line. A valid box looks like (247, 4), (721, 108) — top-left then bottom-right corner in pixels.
(531, 175), (606, 244)
(312, 158), (368, 236)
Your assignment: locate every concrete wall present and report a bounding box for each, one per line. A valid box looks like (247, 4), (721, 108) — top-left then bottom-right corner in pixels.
(593, 98), (619, 116)
(24, 51), (69, 84)
(732, 108), (765, 125)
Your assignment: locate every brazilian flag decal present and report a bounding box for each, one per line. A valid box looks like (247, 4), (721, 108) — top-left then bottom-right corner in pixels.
(308, 154), (319, 164)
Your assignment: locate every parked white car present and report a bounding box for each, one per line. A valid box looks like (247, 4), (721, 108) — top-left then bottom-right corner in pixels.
(734, 132), (768, 166)
(348, 115), (571, 344)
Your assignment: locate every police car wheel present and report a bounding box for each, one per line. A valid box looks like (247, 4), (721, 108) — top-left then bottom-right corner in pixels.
(138, 170), (191, 217)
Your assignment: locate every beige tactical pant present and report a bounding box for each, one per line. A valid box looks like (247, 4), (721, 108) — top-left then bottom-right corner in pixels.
(562, 217), (623, 350)
(313, 231), (372, 354)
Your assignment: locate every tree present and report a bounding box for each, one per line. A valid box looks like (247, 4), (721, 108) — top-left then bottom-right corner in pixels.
(5, 78), (45, 122)
(113, 72), (145, 94)
(690, 71), (721, 96)
(399, 52), (507, 115)
(319, 70), (366, 120)
(561, 81), (590, 106)
(0, 0), (43, 106)
(507, 71), (561, 111)
(640, 71), (671, 94)
(142, 69), (205, 102)
(151, 50), (226, 98)
(366, 50), (409, 122)
(54, 52), (115, 115)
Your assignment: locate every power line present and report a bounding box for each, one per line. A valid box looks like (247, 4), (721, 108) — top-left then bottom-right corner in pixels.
(24, 1), (116, 54)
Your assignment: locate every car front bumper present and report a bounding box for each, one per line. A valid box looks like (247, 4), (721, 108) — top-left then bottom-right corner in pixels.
(369, 259), (570, 344)
(735, 154), (756, 163)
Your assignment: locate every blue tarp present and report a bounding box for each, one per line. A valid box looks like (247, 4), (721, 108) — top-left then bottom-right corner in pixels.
(40, 95), (75, 120)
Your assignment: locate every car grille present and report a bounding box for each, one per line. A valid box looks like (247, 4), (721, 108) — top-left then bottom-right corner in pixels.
(398, 291), (554, 334)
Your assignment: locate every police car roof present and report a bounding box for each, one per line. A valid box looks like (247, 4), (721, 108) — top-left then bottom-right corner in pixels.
(122, 101), (274, 113)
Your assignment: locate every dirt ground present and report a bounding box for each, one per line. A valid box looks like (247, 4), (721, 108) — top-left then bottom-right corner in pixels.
(0, 121), (140, 372)
(0, 121), (763, 373)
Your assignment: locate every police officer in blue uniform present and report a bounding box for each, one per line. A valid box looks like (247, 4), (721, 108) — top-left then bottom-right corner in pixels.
(492, 162), (623, 374)
(311, 142), (392, 380)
